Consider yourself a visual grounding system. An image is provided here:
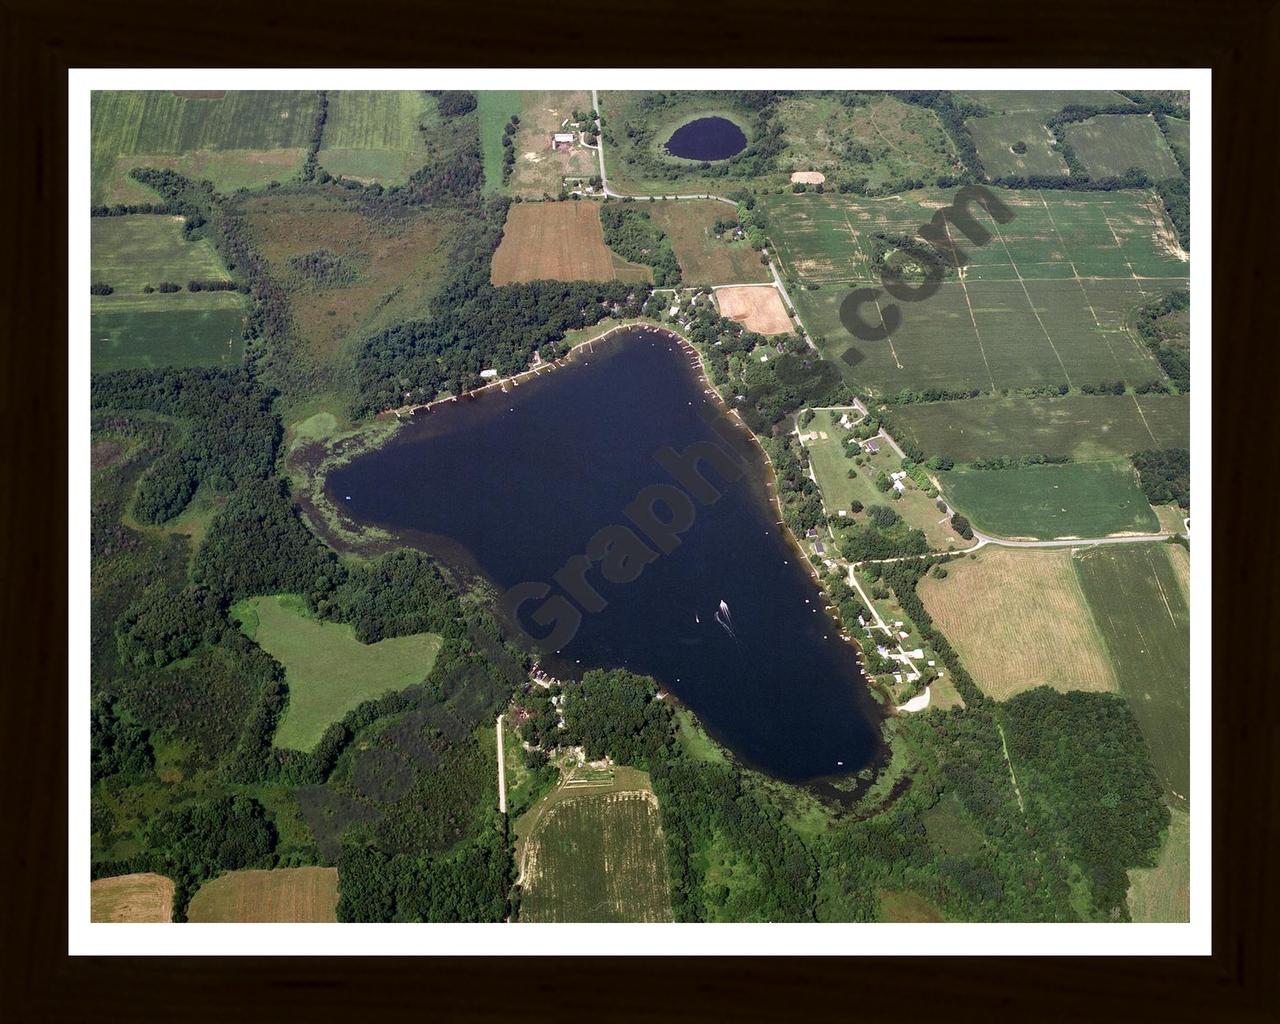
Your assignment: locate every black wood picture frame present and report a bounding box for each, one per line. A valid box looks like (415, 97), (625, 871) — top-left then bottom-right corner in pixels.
(3, 1), (1275, 1019)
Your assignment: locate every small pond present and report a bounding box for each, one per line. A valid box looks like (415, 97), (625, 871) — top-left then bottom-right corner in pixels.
(664, 116), (747, 161)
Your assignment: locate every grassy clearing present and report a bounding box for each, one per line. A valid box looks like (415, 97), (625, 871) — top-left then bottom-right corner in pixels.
(967, 111), (1068, 179)
(476, 91), (523, 193)
(958, 91), (1136, 116)
(776, 94), (959, 190)
(919, 546), (1117, 699)
(888, 394), (1189, 463)
(1127, 805), (1190, 922)
(1065, 114), (1182, 181)
(91, 90), (320, 204)
(942, 461), (1160, 539)
(1164, 116), (1190, 169)
(801, 409), (970, 551)
(489, 201), (650, 284)
(922, 791), (985, 856)
(878, 889), (947, 922)
(648, 200), (771, 285)
(187, 867), (338, 922)
(1074, 544), (1190, 805)
(519, 780), (673, 923)
(89, 215), (246, 371)
(317, 91), (436, 184)
(508, 91), (598, 197)
(766, 189), (1185, 396)
(231, 594), (441, 751)
(91, 215), (236, 295)
(90, 872), (174, 922)
(242, 190), (454, 370)
(90, 309), (245, 373)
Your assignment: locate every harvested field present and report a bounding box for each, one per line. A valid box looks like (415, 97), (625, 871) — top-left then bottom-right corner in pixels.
(187, 867), (338, 922)
(715, 285), (792, 334)
(90, 872), (174, 922)
(1127, 805), (1190, 922)
(790, 171), (826, 185)
(919, 546), (1118, 700)
(519, 783), (672, 923)
(490, 202), (649, 285)
(648, 200), (771, 285)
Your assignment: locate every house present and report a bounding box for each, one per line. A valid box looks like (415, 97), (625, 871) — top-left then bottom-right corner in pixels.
(551, 132), (575, 151)
(814, 541), (826, 555)
(865, 439), (881, 454)
(480, 368), (499, 379)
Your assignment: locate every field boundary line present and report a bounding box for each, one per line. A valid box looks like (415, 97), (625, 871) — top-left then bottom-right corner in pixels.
(1130, 393), (1160, 445)
(987, 214), (1073, 388)
(943, 219), (997, 394)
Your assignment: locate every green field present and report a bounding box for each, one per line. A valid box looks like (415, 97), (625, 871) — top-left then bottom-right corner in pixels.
(958, 91), (1136, 116)
(1127, 805), (1190, 921)
(1065, 114), (1182, 181)
(1074, 543), (1190, 805)
(802, 409), (969, 550)
(766, 189), (1186, 396)
(317, 91), (436, 184)
(90, 215), (246, 372)
(942, 461), (1160, 539)
(878, 889), (946, 922)
(519, 780), (673, 923)
(888, 394), (1190, 463)
(476, 91), (523, 192)
(648, 200), (771, 285)
(91, 91), (320, 204)
(231, 594), (442, 751)
(90, 308), (245, 373)
(1164, 116), (1191, 169)
(967, 112), (1068, 179)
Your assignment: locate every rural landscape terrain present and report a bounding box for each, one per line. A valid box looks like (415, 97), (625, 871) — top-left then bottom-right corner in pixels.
(88, 86), (1192, 926)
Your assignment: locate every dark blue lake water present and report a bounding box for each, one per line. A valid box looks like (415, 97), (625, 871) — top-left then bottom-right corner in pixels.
(664, 116), (747, 161)
(327, 328), (884, 786)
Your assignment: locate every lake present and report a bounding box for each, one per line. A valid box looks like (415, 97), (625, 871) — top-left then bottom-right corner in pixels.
(327, 327), (885, 786)
(664, 116), (747, 161)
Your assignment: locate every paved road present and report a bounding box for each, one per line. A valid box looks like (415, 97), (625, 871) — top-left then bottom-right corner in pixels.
(591, 89), (736, 204)
(496, 714), (507, 814)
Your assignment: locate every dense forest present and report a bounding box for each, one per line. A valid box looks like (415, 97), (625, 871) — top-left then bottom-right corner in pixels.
(598, 201), (682, 286)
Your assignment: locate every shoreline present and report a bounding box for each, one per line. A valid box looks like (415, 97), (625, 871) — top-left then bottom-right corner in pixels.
(371, 317), (888, 710)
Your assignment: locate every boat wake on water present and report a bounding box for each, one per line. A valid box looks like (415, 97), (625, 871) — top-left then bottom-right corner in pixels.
(714, 599), (736, 639)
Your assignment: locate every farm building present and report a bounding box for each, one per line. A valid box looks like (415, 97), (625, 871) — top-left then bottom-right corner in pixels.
(551, 132), (575, 151)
